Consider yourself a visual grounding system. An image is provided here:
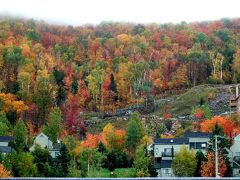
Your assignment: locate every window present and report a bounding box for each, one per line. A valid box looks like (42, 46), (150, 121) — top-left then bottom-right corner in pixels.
(201, 143), (206, 148)
(164, 148), (173, 156)
(156, 157), (161, 163)
(236, 152), (240, 157)
(155, 148), (159, 155)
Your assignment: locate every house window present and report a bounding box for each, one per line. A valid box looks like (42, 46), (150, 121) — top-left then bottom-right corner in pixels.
(201, 143), (206, 148)
(236, 152), (240, 157)
(164, 148), (173, 156)
(155, 157), (161, 163)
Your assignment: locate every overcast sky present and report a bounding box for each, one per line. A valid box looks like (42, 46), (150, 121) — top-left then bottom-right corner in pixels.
(0, 0), (240, 25)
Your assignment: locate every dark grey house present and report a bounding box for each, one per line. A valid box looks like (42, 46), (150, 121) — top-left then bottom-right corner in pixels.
(153, 137), (189, 177)
(0, 136), (15, 154)
(153, 132), (211, 177)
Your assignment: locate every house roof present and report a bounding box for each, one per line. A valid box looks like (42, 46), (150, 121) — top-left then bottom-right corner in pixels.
(184, 132), (212, 138)
(233, 161), (240, 168)
(161, 160), (172, 168)
(0, 146), (13, 153)
(0, 136), (15, 142)
(154, 137), (189, 145)
(35, 132), (49, 140)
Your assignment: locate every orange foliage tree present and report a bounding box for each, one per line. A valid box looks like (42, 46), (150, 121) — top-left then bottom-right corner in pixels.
(0, 164), (11, 178)
(200, 116), (239, 137)
(0, 93), (28, 113)
(100, 123), (126, 151)
(81, 133), (100, 149)
(200, 151), (227, 177)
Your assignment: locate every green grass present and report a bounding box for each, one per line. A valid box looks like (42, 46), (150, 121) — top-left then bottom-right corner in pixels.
(88, 168), (136, 177)
(154, 84), (218, 116)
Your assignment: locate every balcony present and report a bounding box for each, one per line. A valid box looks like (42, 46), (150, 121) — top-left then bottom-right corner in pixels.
(162, 152), (174, 157)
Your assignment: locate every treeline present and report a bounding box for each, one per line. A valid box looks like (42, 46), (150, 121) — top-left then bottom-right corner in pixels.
(0, 112), (156, 177)
(0, 16), (240, 132)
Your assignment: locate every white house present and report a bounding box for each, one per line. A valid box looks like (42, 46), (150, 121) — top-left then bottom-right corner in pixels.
(0, 136), (15, 154)
(29, 132), (61, 158)
(230, 134), (240, 177)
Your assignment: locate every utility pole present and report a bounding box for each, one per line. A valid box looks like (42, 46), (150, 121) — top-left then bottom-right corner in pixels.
(215, 135), (219, 178)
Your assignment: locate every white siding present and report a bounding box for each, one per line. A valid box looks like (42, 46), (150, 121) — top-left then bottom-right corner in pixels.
(188, 137), (210, 143)
(231, 135), (240, 157)
(154, 144), (189, 158)
(233, 168), (240, 177)
(0, 142), (8, 146)
(30, 133), (53, 151)
(160, 168), (173, 177)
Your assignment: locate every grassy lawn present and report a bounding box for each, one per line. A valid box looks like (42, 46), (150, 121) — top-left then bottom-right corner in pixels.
(89, 168), (136, 178)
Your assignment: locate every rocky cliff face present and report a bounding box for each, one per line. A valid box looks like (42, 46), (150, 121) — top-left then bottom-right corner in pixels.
(208, 91), (231, 115)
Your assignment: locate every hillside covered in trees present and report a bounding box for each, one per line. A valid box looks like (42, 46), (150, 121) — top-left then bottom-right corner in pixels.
(1, 17), (240, 132)
(1, 16), (240, 178)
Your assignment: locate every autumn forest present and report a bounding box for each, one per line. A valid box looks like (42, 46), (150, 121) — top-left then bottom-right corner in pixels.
(0, 16), (240, 177)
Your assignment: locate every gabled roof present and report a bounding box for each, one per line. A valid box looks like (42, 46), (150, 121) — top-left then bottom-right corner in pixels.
(184, 132), (212, 138)
(0, 146), (13, 153)
(154, 137), (189, 145)
(0, 136), (15, 142)
(35, 132), (49, 140)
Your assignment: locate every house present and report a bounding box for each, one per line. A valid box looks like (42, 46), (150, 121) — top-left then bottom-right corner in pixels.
(29, 132), (61, 158)
(230, 134), (240, 177)
(0, 136), (15, 154)
(153, 137), (189, 177)
(230, 84), (240, 112)
(184, 132), (211, 153)
(153, 132), (211, 177)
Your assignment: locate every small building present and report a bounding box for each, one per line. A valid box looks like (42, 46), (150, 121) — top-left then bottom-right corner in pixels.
(29, 132), (61, 158)
(0, 136), (15, 154)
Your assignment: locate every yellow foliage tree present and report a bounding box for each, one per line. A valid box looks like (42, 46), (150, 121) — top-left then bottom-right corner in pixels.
(0, 93), (28, 113)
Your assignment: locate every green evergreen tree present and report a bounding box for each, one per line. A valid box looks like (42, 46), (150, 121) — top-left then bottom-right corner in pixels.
(54, 144), (71, 177)
(194, 151), (207, 177)
(13, 120), (27, 152)
(126, 113), (143, 152)
(43, 107), (62, 143)
(32, 144), (54, 177)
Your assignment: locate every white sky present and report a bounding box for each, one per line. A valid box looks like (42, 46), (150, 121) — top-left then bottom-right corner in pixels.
(0, 0), (240, 25)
